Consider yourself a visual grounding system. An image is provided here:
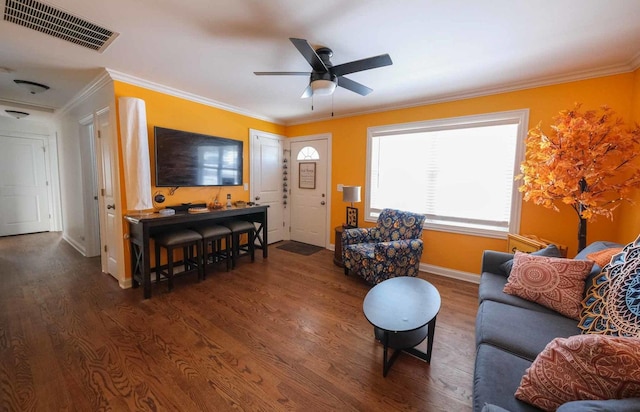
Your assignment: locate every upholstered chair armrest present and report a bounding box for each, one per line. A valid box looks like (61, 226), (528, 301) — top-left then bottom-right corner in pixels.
(342, 227), (379, 246)
(481, 250), (514, 277)
(374, 239), (424, 262)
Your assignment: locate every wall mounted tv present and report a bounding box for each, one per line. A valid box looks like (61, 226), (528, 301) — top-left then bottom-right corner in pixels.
(154, 126), (243, 187)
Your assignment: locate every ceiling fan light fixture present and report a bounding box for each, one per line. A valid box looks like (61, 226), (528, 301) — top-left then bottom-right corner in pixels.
(5, 110), (29, 119)
(13, 79), (50, 94)
(311, 79), (337, 96)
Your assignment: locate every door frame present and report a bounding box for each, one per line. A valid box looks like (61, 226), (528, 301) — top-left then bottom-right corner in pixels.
(288, 133), (332, 248)
(79, 115), (101, 257)
(249, 129), (287, 243)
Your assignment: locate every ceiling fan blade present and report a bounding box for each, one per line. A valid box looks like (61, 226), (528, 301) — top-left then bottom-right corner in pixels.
(300, 85), (313, 99)
(331, 54), (392, 77)
(337, 76), (373, 96)
(289, 38), (328, 73)
(254, 72), (310, 76)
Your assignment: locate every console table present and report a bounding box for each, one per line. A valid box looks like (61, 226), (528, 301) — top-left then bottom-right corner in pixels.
(125, 205), (268, 299)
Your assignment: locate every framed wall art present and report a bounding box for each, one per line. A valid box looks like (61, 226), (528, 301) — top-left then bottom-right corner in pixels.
(299, 162), (316, 189)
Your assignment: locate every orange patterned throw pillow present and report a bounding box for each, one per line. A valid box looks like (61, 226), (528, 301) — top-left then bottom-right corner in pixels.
(515, 335), (640, 411)
(586, 247), (623, 268)
(504, 252), (594, 319)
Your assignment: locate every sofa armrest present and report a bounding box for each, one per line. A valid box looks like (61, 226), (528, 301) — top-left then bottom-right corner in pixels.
(481, 250), (514, 277)
(557, 398), (640, 411)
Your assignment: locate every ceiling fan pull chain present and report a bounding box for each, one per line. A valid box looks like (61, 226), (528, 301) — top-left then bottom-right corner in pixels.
(331, 94), (334, 117)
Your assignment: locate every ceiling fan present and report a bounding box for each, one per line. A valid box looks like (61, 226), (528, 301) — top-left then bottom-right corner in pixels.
(254, 38), (392, 98)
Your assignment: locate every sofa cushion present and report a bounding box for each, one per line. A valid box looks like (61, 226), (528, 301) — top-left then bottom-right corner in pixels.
(476, 300), (580, 361)
(473, 343), (539, 412)
(579, 236), (640, 337)
(504, 252), (593, 319)
(479, 272), (557, 314)
(515, 335), (640, 411)
(556, 398), (640, 411)
(499, 244), (563, 275)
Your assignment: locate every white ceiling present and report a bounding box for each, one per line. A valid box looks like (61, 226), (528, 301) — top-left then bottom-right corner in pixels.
(1, 0), (640, 125)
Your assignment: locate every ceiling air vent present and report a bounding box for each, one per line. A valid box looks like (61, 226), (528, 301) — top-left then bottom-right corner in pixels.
(3, 0), (118, 52)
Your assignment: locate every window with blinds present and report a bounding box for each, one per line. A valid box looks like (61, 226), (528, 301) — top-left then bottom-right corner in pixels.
(366, 109), (529, 238)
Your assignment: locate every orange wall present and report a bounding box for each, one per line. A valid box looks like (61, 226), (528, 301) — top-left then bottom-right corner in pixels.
(114, 81), (285, 278)
(616, 67), (640, 243)
(286, 73), (637, 273)
(114, 72), (640, 280)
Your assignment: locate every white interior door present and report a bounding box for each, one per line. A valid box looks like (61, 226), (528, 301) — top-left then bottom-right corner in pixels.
(250, 130), (285, 243)
(96, 109), (118, 276)
(80, 121), (101, 257)
(0, 135), (51, 236)
(290, 138), (329, 247)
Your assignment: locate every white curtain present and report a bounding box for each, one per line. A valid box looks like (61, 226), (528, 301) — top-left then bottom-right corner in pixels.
(119, 97), (153, 211)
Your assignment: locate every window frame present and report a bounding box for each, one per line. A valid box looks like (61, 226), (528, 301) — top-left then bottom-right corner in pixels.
(365, 109), (529, 239)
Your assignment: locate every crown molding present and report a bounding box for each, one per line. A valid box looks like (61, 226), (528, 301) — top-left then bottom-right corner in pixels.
(0, 98), (55, 113)
(57, 70), (113, 117)
(105, 69), (281, 125)
(285, 62), (637, 126)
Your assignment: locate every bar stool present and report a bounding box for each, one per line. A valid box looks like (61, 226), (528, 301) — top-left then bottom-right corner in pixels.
(154, 229), (203, 292)
(222, 220), (256, 268)
(193, 224), (232, 278)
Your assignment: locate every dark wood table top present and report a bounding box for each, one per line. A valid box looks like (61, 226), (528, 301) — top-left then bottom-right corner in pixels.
(363, 277), (441, 333)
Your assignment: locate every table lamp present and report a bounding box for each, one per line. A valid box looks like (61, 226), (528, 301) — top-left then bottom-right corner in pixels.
(342, 186), (361, 228)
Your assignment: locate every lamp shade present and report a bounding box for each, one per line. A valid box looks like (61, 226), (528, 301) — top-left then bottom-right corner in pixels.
(342, 186), (361, 203)
(119, 97), (153, 211)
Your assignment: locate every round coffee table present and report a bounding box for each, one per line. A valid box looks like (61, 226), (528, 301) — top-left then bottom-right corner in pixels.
(363, 276), (441, 376)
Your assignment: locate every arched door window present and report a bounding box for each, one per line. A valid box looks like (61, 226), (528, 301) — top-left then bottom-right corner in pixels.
(296, 146), (320, 160)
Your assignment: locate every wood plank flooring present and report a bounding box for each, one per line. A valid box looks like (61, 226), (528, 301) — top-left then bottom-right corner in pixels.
(0, 232), (479, 411)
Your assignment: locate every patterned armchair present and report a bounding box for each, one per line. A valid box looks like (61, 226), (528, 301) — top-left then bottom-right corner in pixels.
(342, 208), (426, 285)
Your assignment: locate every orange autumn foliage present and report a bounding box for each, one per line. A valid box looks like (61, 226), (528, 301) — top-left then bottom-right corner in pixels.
(518, 104), (640, 221)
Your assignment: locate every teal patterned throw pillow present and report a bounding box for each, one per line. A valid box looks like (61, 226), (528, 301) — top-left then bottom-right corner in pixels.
(579, 235), (640, 336)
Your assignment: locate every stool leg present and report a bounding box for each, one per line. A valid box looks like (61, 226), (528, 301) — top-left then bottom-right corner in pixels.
(167, 247), (174, 291)
(231, 233), (238, 269)
(197, 240), (204, 281)
(249, 230), (255, 262)
(225, 235), (231, 271)
(155, 243), (161, 284)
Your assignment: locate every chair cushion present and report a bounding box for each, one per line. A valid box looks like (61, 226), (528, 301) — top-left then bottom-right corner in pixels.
(223, 220), (256, 232)
(195, 225), (231, 238)
(154, 229), (202, 246)
(346, 243), (375, 259)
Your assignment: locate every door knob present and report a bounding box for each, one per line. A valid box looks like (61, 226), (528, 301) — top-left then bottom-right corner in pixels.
(107, 204), (115, 209)
(255, 196), (261, 200)
(321, 201), (326, 205)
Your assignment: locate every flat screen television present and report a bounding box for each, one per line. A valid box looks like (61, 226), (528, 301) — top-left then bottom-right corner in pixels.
(154, 126), (243, 187)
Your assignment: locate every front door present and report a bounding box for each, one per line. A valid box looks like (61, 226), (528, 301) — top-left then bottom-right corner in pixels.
(0, 135), (51, 236)
(290, 137), (329, 247)
(250, 130), (285, 244)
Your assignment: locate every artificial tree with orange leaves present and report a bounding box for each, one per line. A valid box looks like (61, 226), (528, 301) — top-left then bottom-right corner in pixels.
(518, 104), (640, 251)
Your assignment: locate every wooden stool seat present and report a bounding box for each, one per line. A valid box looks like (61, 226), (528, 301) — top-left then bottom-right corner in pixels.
(222, 220), (256, 268)
(154, 229), (203, 292)
(194, 225), (232, 277)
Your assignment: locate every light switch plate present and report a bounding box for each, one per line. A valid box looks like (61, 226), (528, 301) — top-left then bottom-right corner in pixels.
(337, 184), (343, 192)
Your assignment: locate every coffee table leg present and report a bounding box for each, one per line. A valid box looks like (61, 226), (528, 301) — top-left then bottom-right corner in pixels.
(382, 331), (403, 377)
(402, 316), (437, 363)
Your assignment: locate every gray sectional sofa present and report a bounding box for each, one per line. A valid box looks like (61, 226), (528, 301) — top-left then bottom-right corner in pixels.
(473, 241), (640, 412)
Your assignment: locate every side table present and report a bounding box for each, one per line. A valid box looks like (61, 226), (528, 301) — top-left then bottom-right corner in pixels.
(333, 226), (344, 267)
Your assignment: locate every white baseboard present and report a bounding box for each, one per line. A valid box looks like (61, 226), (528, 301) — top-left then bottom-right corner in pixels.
(63, 234), (86, 256)
(419, 263), (480, 284)
(119, 278), (132, 289)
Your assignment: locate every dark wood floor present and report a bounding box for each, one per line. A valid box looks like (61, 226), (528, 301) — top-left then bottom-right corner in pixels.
(0, 232), (479, 411)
